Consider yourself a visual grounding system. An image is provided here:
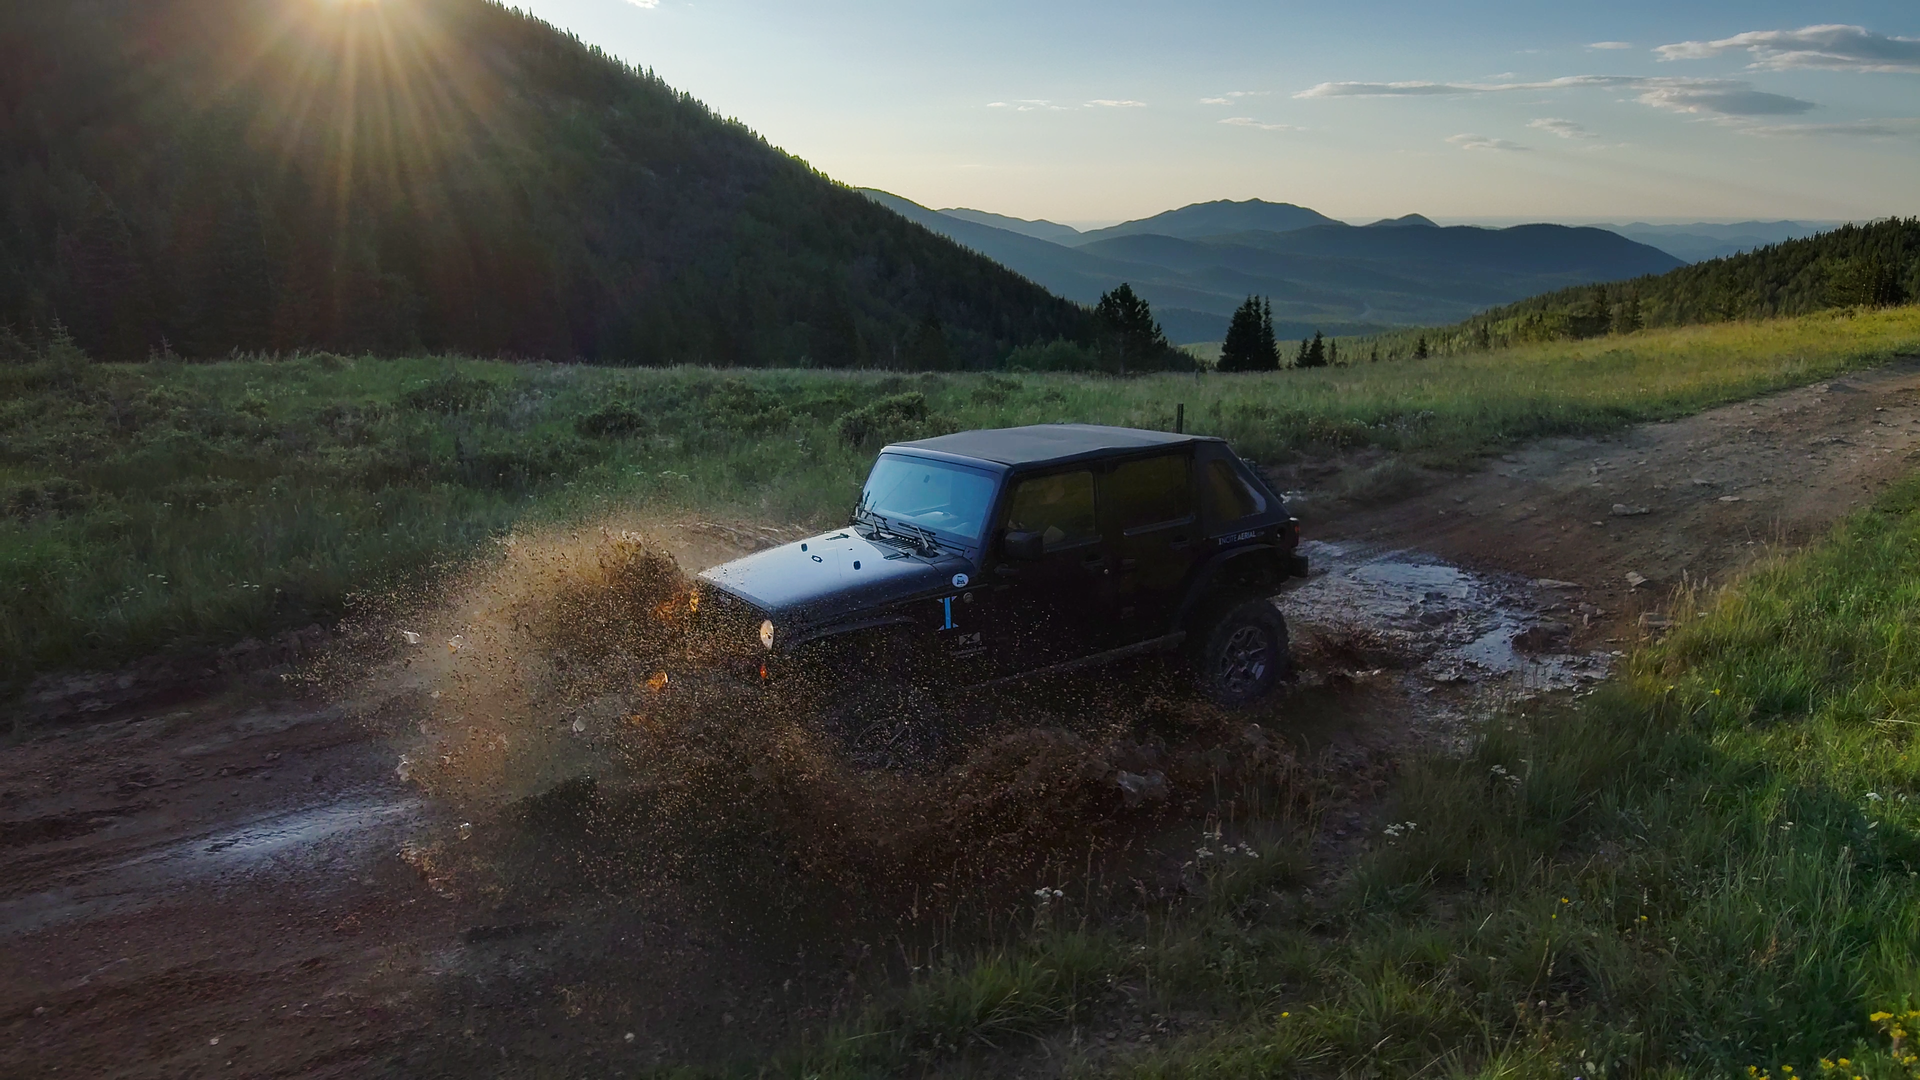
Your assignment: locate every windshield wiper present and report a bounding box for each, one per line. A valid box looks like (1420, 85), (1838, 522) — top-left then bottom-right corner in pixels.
(853, 503), (940, 555)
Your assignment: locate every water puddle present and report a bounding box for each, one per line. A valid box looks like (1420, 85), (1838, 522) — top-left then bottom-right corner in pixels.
(0, 793), (421, 936)
(171, 796), (419, 869)
(1285, 540), (1612, 694)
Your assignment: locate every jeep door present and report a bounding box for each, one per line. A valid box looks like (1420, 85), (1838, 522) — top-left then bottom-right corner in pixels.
(989, 467), (1121, 672)
(1098, 451), (1200, 644)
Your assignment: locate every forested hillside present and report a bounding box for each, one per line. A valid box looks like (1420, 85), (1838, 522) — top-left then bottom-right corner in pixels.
(0, 0), (1088, 366)
(1350, 218), (1920, 360)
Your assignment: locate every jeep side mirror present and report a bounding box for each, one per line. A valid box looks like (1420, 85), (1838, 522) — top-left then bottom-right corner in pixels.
(1002, 529), (1044, 561)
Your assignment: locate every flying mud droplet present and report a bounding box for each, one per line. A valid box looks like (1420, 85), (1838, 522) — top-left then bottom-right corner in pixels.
(400, 629), (422, 645)
(344, 519), (1324, 910)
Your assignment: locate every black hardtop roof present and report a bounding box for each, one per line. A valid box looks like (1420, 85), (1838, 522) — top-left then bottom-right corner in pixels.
(887, 424), (1219, 469)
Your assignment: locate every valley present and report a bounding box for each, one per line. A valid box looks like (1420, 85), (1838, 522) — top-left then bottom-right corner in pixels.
(864, 191), (1685, 344)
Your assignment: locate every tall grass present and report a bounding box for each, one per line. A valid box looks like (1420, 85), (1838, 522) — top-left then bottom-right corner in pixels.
(3, 305), (1917, 691)
(790, 470), (1920, 1078)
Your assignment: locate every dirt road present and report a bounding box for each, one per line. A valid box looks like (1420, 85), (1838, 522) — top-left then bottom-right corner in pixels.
(5, 359), (1919, 1077)
(1325, 359), (1920, 643)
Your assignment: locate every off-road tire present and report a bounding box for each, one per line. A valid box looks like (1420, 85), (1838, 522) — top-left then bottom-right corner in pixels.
(1191, 598), (1291, 708)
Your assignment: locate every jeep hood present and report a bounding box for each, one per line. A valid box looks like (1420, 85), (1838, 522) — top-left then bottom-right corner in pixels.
(697, 530), (972, 627)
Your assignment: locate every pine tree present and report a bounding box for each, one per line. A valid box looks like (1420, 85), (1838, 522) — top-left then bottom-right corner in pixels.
(1258, 298), (1277, 370)
(1217, 295), (1264, 372)
(1297, 330), (1327, 368)
(1328, 338), (1338, 365)
(1294, 337), (1309, 367)
(1413, 335), (1430, 359)
(1093, 283), (1175, 373)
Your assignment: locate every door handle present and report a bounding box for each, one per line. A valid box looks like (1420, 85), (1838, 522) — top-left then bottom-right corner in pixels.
(1168, 537), (1192, 551)
(1117, 558), (1139, 571)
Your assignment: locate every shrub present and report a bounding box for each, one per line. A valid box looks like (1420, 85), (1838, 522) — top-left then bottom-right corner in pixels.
(699, 378), (791, 434)
(575, 401), (650, 439)
(403, 372), (497, 412)
(834, 392), (945, 447)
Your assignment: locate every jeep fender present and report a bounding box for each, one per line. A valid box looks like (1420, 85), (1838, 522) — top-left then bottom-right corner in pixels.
(1170, 543), (1291, 632)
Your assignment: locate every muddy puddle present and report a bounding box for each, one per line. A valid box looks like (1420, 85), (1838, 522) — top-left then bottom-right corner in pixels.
(1285, 539), (1614, 721)
(0, 792), (423, 936)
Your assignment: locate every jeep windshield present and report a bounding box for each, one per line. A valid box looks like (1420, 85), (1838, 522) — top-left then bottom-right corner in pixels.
(856, 454), (998, 549)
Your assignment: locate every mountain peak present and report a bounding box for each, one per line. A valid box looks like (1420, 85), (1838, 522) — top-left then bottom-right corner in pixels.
(1364, 214), (1438, 229)
(1070, 198), (1338, 246)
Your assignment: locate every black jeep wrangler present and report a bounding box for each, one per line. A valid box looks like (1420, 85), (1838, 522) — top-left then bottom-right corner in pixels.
(695, 424), (1307, 708)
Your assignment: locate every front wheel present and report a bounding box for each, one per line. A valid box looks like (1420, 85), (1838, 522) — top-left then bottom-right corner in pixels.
(1191, 599), (1291, 708)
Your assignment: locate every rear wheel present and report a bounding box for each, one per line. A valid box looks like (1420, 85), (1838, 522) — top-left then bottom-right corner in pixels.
(1191, 598), (1291, 708)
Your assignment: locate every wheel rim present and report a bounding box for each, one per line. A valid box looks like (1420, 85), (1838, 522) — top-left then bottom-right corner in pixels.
(1217, 624), (1272, 695)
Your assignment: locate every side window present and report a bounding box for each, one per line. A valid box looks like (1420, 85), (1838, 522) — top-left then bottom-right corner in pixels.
(1005, 470), (1098, 552)
(1203, 458), (1266, 523)
(1101, 454), (1192, 533)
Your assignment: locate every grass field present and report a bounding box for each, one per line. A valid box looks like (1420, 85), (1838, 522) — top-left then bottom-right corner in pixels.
(3, 305), (1918, 694)
(793, 472), (1920, 1078)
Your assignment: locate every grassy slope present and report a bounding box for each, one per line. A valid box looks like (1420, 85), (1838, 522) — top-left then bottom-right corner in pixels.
(3, 306), (1918, 692)
(798, 473), (1920, 1078)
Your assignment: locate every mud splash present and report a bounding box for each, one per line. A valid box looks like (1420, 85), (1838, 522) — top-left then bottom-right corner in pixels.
(348, 522), (1315, 918)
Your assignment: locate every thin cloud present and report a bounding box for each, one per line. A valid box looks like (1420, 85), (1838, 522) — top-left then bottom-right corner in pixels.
(1219, 117), (1302, 131)
(1735, 118), (1920, 138)
(1637, 86), (1815, 116)
(1085, 99), (1148, 108)
(1201, 91), (1268, 104)
(1588, 41), (1633, 50)
(1296, 75), (1816, 117)
(1448, 134), (1529, 151)
(623, 0), (660, 7)
(987, 100), (1071, 112)
(1529, 117), (1595, 139)
(1656, 24), (1920, 73)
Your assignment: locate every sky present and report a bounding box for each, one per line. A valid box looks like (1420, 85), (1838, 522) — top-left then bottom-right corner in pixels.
(512, 0), (1920, 226)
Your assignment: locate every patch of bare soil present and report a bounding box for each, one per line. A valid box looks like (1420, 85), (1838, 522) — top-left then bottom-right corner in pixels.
(7, 360), (1920, 1077)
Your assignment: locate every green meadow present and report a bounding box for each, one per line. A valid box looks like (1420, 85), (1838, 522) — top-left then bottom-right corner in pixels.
(4, 305), (1917, 695)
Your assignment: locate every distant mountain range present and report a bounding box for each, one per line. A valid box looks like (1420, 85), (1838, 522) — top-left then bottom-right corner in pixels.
(864, 193), (1684, 344)
(1592, 221), (1837, 264)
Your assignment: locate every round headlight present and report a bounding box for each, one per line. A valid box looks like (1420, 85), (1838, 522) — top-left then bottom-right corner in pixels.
(759, 619), (775, 650)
